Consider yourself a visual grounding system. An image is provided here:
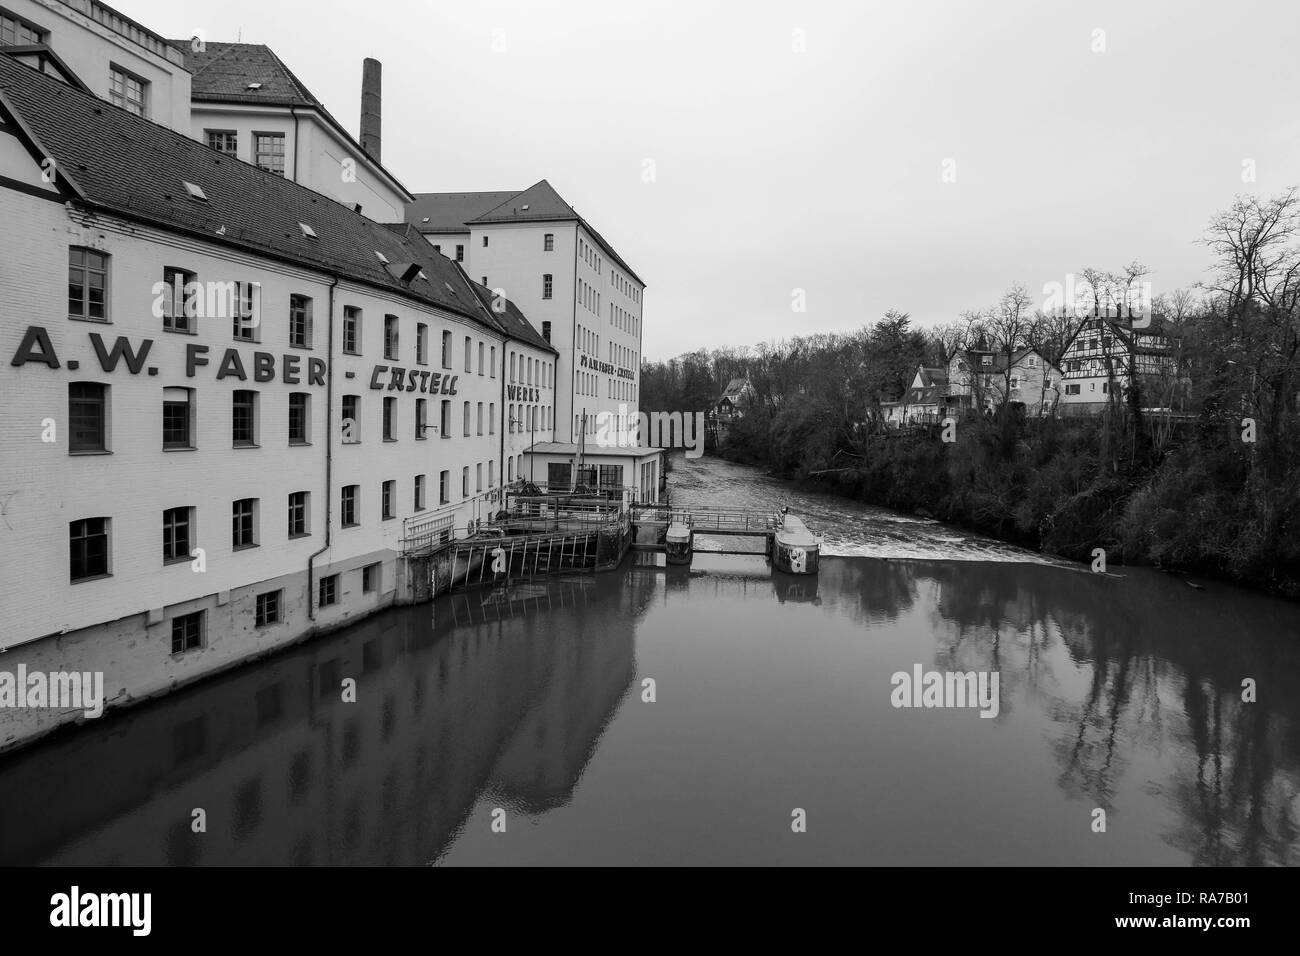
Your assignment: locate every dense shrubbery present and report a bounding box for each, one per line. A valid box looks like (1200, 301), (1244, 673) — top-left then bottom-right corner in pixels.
(719, 411), (1300, 596)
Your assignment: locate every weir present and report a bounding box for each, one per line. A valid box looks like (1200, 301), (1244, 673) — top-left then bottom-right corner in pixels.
(629, 504), (822, 573)
(400, 496), (820, 595)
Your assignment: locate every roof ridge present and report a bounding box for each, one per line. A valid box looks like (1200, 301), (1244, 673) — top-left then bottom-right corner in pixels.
(471, 185), (532, 220)
(262, 44), (325, 110)
(188, 40), (241, 80)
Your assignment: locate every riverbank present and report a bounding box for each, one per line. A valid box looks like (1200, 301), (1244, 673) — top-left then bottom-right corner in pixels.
(718, 415), (1300, 599)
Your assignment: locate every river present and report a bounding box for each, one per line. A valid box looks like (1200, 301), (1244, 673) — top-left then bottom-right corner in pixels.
(1, 454), (1298, 865)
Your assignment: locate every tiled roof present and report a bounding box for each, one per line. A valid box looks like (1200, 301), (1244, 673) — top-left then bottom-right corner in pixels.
(470, 179), (578, 224)
(467, 281), (556, 355)
(406, 191), (519, 234)
(721, 377), (752, 399)
(916, 366), (949, 388)
(0, 54), (509, 337)
(169, 40), (413, 200)
(411, 179), (646, 286)
(178, 41), (322, 107)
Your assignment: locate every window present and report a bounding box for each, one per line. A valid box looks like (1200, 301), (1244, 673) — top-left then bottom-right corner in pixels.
(163, 507), (192, 563)
(416, 323), (428, 365)
(384, 315), (399, 360)
(542, 320), (551, 343)
(162, 267), (196, 332)
(0, 12), (46, 47)
(441, 330), (452, 368)
(980, 354), (992, 366)
(69, 248), (109, 321)
(1066, 383), (1081, 396)
(439, 470), (450, 505)
(440, 400), (451, 438)
(232, 282), (259, 341)
(383, 397), (396, 441)
(70, 517), (110, 581)
(510, 353), (517, 382)
(341, 484), (359, 527)
(343, 307), (361, 354)
(476, 463), (483, 493)
(362, 564), (380, 593)
(489, 461), (495, 487)
(232, 498), (258, 549)
(256, 591), (281, 627)
(1027, 356), (1038, 368)
(382, 480), (396, 520)
(290, 295), (312, 348)
(478, 342), (484, 375)
(543, 274), (553, 299)
(490, 346), (496, 377)
(477, 402), (484, 435)
(548, 462), (571, 490)
(482, 235), (489, 247)
(319, 574), (339, 608)
(489, 403), (495, 435)
(69, 383), (107, 453)
(461, 466), (469, 497)
(232, 390), (257, 446)
(254, 133), (286, 176)
(464, 336), (472, 372)
(544, 233), (554, 251)
(414, 475), (426, 511)
(288, 491), (309, 537)
(171, 612), (203, 654)
(163, 387), (194, 449)
(205, 130), (237, 156)
(415, 398), (428, 439)
(289, 392), (310, 444)
(599, 464), (621, 491)
(455, 245), (464, 262)
(340, 394), (362, 443)
(109, 66), (147, 117)
(463, 401), (471, 437)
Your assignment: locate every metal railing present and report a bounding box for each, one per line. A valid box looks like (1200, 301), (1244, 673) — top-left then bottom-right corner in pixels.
(630, 504), (781, 534)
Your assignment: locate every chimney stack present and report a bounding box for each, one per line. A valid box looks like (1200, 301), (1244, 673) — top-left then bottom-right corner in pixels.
(360, 58), (382, 163)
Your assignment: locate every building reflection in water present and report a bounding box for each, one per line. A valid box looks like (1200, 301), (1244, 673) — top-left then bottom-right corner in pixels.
(0, 576), (638, 866)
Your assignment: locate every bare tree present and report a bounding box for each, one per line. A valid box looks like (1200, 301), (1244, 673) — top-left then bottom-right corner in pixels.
(984, 283), (1035, 412)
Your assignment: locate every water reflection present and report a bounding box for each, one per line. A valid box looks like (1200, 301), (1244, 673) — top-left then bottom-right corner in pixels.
(0, 578), (637, 865)
(0, 458), (1297, 865)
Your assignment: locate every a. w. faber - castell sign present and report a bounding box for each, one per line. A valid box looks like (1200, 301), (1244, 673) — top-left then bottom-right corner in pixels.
(578, 353), (634, 379)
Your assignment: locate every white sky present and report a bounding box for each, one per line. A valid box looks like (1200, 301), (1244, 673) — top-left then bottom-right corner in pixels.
(122, 0), (1300, 359)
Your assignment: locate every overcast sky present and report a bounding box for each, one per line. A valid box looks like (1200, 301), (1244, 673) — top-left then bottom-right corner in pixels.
(125, 0), (1300, 360)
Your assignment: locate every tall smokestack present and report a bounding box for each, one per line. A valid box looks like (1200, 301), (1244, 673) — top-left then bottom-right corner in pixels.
(360, 58), (382, 163)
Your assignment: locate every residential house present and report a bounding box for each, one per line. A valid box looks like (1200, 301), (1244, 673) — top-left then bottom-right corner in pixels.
(714, 377), (754, 421)
(879, 366), (948, 426)
(947, 348), (1061, 417)
(1057, 314), (1180, 415)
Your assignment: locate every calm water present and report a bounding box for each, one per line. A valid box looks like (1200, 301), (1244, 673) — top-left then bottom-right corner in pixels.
(2, 455), (1299, 865)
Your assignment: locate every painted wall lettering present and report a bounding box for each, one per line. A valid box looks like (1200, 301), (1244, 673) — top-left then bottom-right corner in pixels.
(368, 365), (457, 395)
(9, 326), (60, 368)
